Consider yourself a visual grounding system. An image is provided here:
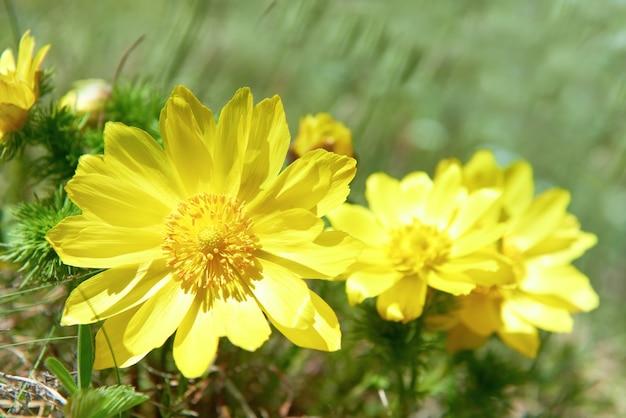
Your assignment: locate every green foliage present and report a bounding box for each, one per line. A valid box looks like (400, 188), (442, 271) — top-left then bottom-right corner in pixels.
(22, 104), (87, 183)
(1, 186), (80, 287)
(65, 385), (149, 418)
(445, 349), (528, 418)
(105, 81), (166, 140)
(45, 357), (78, 395)
(77, 324), (94, 390)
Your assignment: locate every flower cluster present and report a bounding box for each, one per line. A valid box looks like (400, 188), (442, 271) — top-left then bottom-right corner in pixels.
(2, 30), (598, 383)
(327, 150), (598, 357)
(442, 151), (599, 356)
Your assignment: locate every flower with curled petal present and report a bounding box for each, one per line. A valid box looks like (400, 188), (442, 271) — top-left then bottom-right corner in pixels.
(327, 160), (511, 323)
(444, 150), (599, 357)
(0, 30), (49, 142)
(47, 86), (361, 378)
(290, 113), (353, 159)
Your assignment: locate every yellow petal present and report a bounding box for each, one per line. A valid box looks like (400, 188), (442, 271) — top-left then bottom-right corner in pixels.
(450, 223), (507, 258)
(447, 188), (501, 239)
(93, 306), (149, 370)
(0, 48), (16, 72)
(252, 259), (314, 329)
(502, 161), (533, 217)
(46, 215), (164, 268)
(247, 149), (356, 217)
(66, 172), (171, 228)
(461, 150), (502, 190)
(427, 270), (475, 295)
(123, 279), (195, 354)
(29, 44), (50, 85)
(399, 171), (433, 220)
(376, 276), (427, 323)
(173, 300), (220, 378)
(525, 215), (597, 264)
(238, 95), (290, 203)
(0, 79), (35, 108)
(446, 324), (489, 353)
(506, 295), (573, 333)
(365, 172), (403, 228)
(459, 293), (502, 336)
(498, 305), (539, 357)
(16, 31), (35, 81)
(214, 296), (271, 351)
(257, 230), (362, 279)
(424, 163), (464, 229)
(0, 100), (29, 135)
(210, 87), (253, 196)
(160, 86), (214, 196)
(253, 207), (324, 246)
(520, 263), (599, 312)
(437, 253), (500, 273)
(345, 267), (403, 305)
(102, 122), (184, 203)
(270, 290), (341, 351)
(61, 260), (171, 325)
(327, 203), (388, 246)
(507, 188), (570, 253)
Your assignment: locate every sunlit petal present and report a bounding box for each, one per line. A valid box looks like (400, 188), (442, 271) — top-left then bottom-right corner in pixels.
(61, 260), (171, 324)
(270, 290), (341, 351)
(173, 300), (220, 378)
(376, 276), (427, 323)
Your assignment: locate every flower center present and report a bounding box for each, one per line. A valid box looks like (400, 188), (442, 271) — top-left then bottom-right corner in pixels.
(387, 221), (452, 274)
(163, 193), (259, 300)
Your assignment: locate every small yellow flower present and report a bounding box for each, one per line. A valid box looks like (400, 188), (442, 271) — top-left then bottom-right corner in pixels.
(59, 79), (111, 125)
(445, 150), (599, 357)
(290, 113), (353, 159)
(327, 161), (510, 323)
(47, 86), (361, 378)
(0, 31), (50, 142)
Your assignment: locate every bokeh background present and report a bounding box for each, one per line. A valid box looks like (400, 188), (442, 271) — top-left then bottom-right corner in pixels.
(1, 0), (625, 415)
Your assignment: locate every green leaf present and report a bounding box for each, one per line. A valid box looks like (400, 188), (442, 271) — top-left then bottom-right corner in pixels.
(66, 386), (148, 418)
(45, 357), (78, 395)
(77, 324), (94, 389)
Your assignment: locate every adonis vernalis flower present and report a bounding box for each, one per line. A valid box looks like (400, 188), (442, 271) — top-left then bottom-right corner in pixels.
(0, 30), (49, 142)
(47, 86), (361, 378)
(327, 161), (511, 323)
(290, 112), (353, 159)
(444, 150), (599, 357)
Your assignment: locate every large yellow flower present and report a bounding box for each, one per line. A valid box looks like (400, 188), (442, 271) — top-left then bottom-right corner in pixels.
(327, 161), (511, 323)
(445, 150), (599, 357)
(290, 113), (353, 159)
(47, 86), (362, 378)
(0, 30), (49, 142)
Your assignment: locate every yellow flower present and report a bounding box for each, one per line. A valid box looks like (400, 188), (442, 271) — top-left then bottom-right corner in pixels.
(47, 86), (362, 378)
(327, 161), (510, 323)
(445, 150), (599, 357)
(59, 79), (111, 125)
(0, 30), (50, 142)
(290, 113), (353, 159)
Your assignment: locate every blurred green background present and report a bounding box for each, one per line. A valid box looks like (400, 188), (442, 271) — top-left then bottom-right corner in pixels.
(1, 0), (625, 415)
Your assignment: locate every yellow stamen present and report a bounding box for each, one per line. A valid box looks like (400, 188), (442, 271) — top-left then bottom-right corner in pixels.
(387, 221), (452, 274)
(163, 193), (259, 301)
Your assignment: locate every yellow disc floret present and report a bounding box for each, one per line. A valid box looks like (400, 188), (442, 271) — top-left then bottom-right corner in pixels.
(163, 193), (259, 300)
(387, 221), (452, 275)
